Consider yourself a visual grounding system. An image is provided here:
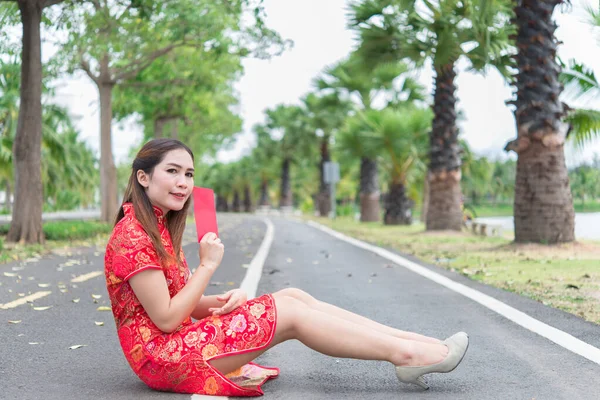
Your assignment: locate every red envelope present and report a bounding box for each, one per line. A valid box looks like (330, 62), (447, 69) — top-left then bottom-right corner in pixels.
(192, 187), (219, 242)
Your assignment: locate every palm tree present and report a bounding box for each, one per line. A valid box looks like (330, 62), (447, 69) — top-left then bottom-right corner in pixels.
(317, 54), (414, 221)
(302, 92), (352, 216)
(340, 107), (431, 225)
(264, 105), (316, 209)
(505, 0), (574, 243)
(252, 125), (280, 208)
(559, 60), (600, 148)
(352, 0), (513, 231)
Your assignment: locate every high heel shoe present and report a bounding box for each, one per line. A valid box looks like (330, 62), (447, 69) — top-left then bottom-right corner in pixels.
(394, 332), (469, 390)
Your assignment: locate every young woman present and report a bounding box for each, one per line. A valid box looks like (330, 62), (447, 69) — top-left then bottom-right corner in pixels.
(104, 138), (469, 397)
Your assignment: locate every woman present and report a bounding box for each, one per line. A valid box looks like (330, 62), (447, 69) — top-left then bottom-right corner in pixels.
(104, 138), (469, 396)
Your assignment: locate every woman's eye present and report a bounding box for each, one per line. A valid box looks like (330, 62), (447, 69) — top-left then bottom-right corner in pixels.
(167, 168), (177, 174)
(186, 173), (194, 178)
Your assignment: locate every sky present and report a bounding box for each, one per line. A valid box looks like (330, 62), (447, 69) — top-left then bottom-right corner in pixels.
(50, 0), (600, 167)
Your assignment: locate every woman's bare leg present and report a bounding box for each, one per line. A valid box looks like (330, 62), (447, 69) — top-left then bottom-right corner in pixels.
(209, 295), (447, 375)
(273, 288), (441, 344)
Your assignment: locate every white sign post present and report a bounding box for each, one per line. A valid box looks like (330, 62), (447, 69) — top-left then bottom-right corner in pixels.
(323, 161), (340, 219)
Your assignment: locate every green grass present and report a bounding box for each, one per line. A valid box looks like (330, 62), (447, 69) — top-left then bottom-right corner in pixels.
(467, 201), (600, 218)
(0, 220), (112, 264)
(306, 215), (600, 325)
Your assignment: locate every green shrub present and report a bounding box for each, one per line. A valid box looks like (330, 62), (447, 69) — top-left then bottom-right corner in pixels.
(0, 221), (111, 241)
(43, 220), (112, 241)
(0, 236), (3, 252)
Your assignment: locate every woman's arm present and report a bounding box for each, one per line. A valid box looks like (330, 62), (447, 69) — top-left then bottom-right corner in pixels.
(130, 263), (216, 333)
(191, 295), (223, 320)
(129, 232), (224, 333)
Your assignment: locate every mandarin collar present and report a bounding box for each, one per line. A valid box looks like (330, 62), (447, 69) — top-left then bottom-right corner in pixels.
(123, 203), (166, 226)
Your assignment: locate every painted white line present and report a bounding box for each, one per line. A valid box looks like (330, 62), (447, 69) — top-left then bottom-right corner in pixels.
(71, 271), (103, 283)
(240, 218), (275, 299)
(306, 219), (600, 366)
(0, 291), (52, 310)
(189, 218), (275, 399)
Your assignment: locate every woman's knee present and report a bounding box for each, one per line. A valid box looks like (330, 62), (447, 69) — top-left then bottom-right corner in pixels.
(273, 288), (316, 305)
(273, 295), (308, 339)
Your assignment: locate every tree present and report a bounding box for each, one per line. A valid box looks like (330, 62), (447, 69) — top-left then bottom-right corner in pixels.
(352, 0), (513, 231)
(251, 125), (279, 208)
(317, 53), (410, 221)
(341, 106), (431, 225)
(302, 92), (352, 216)
(60, 0), (287, 222)
(504, 0), (574, 243)
(264, 105), (316, 209)
(559, 60), (600, 148)
(0, 0), (65, 243)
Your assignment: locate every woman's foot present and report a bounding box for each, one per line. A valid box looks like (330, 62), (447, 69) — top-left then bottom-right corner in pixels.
(394, 332), (469, 390)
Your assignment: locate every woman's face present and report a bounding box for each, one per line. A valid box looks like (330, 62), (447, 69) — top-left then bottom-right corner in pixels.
(139, 148), (194, 214)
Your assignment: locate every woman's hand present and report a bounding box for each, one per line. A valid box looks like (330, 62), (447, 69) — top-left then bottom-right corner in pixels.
(198, 232), (224, 271)
(208, 289), (248, 316)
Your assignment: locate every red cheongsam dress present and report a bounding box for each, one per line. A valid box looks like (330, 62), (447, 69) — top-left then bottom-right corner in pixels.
(104, 203), (279, 396)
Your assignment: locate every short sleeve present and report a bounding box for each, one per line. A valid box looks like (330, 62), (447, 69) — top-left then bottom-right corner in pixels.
(111, 222), (163, 281)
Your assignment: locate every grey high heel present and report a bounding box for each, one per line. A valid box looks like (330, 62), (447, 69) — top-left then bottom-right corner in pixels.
(394, 332), (469, 390)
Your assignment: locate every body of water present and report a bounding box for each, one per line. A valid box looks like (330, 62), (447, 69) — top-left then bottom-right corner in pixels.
(475, 213), (600, 240)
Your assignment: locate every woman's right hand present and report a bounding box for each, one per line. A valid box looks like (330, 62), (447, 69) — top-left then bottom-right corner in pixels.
(198, 232), (224, 271)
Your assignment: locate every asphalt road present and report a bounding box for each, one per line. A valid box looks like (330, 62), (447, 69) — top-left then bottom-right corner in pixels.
(1, 214), (600, 400)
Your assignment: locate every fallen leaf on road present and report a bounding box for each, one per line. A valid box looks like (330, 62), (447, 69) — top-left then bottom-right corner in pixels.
(37, 283), (51, 288)
(312, 261), (319, 265)
(97, 306), (111, 311)
(72, 298), (80, 303)
(11, 266), (24, 271)
(60, 289), (68, 293)
(18, 293), (25, 297)
(227, 282), (235, 286)
(33, 306), (53, 311)
(91, 294), (102, 300)
(94, 321), (104, 326)
(286, 258), (293, 263)
(242, 264), (250, 269)
(3, 272), (17, 277)
(29, 342), (41, 345)
(68, 345), (87, 350)
(8, 320), (21, 324)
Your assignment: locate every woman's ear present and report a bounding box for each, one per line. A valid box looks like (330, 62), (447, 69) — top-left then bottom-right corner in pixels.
(136, 170), (149, 188)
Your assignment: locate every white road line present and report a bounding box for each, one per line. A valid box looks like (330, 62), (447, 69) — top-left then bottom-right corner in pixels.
(71, 271), (103, 283)
(0, 291), (52, 310)
(240, 218), (275, 299)
(190, 217), (275, 399)
(306, 220), (600, 366)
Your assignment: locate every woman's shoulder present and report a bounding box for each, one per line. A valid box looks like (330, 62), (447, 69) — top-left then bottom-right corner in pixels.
(108, 215), (152, 250)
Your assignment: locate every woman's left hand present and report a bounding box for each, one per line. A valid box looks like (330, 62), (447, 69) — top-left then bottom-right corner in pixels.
(209, 289), (248, 316)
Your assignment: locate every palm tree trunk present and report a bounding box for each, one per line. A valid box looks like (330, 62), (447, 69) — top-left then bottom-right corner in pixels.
(279, 158), (292, 208)
(384, 181), (412, 225)
(259, 179), (270, 207)
(359, 157), (380, 222)
(232, 191), (241, 212)
(318, 137), (331, 216)
(243, 185), (252, 212)
(420, 177), (429, 223)
(216, 194), (229, 212)
(426, 63), (463, 231)
(7, 1), (45, 244)
(506, 0), (574, 243)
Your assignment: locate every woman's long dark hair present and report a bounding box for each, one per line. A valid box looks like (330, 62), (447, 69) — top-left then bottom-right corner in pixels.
(115, 138), (194, 266)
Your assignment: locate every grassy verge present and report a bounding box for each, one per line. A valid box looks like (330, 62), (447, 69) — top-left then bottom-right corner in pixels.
(305, 215), (600, 325)
(0, 221), (112, 264)
(467, 201), (600, 218)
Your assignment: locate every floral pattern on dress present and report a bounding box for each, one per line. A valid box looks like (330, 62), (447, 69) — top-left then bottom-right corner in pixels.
(105, 203), (279, 396)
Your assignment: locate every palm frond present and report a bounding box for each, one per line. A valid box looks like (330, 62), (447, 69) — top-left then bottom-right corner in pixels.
(565, 108), (600, 149)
